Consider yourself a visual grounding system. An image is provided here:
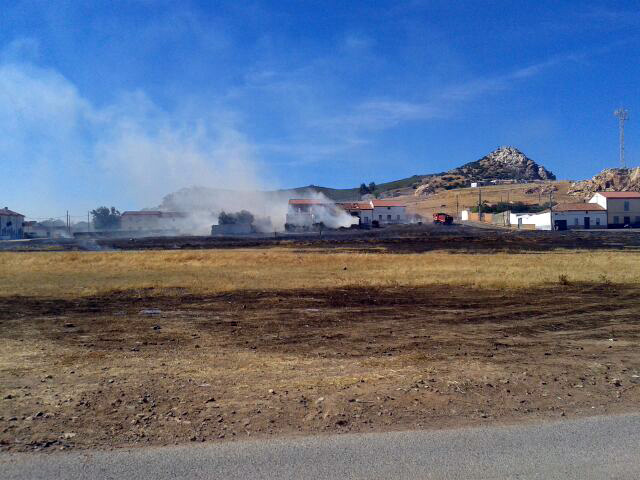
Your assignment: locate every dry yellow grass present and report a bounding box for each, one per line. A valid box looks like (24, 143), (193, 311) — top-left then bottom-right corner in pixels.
(398, 181), (574, 218)
(0, 248), (638, 298)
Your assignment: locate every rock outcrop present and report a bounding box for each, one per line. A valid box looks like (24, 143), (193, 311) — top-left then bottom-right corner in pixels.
(415, 146), (555, 197)
(451, 146), (555, 181)
(568, 167), (640, 199)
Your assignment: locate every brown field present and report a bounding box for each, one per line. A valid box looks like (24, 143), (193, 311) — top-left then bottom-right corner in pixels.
(2, 248), (640, 452)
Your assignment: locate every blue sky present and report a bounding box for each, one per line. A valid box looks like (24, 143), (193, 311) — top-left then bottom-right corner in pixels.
(1, 1), (639, 219)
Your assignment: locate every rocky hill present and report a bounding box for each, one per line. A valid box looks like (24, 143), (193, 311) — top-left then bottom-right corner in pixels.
(415, 146), (555, 196)
(568, 167), (640, 199)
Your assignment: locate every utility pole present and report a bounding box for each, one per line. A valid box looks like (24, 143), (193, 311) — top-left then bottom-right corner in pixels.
(87, 211), (90, 234)
(478, 188), (482, 220)
(456, 194), (459, 219)
(614, 108), (629, 169)
(549, 190), (554, 231)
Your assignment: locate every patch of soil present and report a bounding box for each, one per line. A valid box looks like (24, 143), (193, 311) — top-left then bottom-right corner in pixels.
(2, 284), (640, 452)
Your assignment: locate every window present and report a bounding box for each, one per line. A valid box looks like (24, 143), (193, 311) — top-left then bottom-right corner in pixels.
(636, 216), (640, 224)
(574, 217), (579, 225)
(596, 218), (600, 226)
(624, 201), (630, 211)
(387, 207), (391, 210)
(614, 216), (619, 224)
(397, 214), (400, 220)
(387, 214), (392, 221)
(378, 215), (382, 220)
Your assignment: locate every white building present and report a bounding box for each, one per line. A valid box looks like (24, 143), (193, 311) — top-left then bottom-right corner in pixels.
(0, 207), (25, 240)
(511, 203), (606, 230)
(370, 199), (407, 225)
(286, 198), (407, 229)
(337, 202), (374, 225)
(120, 211), (187, 232)
(589, 192), (640, 227)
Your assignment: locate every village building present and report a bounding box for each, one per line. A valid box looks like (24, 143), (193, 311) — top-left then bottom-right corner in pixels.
(337, 202), (374, 225)
(509, 203), (606, 230)
(589, 192), (640, 228)
(0, 207), (25, 240)
(370, 199), (407, 225)
(286, 198), (407, 229)
(120, 211), (187, 232)
(22, 221), (66, 238)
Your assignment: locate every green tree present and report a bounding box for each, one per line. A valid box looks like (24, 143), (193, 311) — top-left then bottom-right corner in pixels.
(368, 182), (376, 193)
(91, 206), (121, 230)
(359, 183), (369, 195)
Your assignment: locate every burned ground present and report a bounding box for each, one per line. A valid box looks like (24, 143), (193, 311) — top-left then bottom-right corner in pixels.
(6, 223), (640, 254)
(2, 283), (640, 452)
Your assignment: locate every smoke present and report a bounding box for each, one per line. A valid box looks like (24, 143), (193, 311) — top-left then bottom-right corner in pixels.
(0, 58), (271, 222)
(0, 57), (360, 234)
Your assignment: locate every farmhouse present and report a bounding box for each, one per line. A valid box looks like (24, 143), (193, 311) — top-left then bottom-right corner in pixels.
(286, 198), (408, 229)
(589, 192), (640, 228)
(370, 199), (407, 225)
(509, 203), (606, 230)
(0, 207), (25, 240)
(337, 202), (374, 225)
(120, 211), (187, 232)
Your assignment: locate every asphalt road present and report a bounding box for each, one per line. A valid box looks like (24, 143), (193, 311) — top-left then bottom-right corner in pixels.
(2, 414), (640, 479)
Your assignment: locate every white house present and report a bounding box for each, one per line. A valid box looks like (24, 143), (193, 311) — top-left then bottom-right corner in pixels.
(286, 198), (407, 229)
(511, 203), (606, 230)
(589, 192), (640, 227)
(337, 202), (374, 225)
(120, 211), (187, 232)
(0, 207), (25, 240)
(370, 199), (407, 225)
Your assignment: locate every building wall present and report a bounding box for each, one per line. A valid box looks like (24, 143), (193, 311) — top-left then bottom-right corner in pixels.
(589, 194), (640, 226)
(510, 211), (606, 230)
(372, 206), (406, 224)
(359, 211), (372, 224)
(0, 214), (25, 239)
(551, 211), (607, 229)
(510, 212), (551, 230)
(589, 193), (608, 209)
(121, 215), (162, 231)
(604, 198), (640, 226)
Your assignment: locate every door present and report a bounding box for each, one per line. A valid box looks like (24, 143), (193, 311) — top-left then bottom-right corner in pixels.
(584, 217), (590, 229)
(554, 220), (567, 231)
(624, 216), (631, 226)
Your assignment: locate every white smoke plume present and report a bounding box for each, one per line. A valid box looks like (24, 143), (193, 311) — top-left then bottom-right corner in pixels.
(0, 57), (362, 233)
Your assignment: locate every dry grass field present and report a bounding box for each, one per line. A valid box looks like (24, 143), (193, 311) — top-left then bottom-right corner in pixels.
(0, 248), (638, 298)
(2, 248), (640, 452)
(399, 181), (574, 218)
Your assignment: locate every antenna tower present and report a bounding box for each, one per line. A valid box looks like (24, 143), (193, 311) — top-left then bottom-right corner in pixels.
(614, 108), (629, 168)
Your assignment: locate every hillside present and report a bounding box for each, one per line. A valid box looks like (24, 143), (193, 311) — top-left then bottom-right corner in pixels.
(398, 181), (572, 219)
(568, 167), (640, 199)
(155, 146), (556, 211)
(415, 146), (555, 197)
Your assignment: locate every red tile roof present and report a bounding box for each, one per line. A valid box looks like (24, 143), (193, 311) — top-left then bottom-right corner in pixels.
(0, 208), (24, 217)
(553, 203), (605, 212)
(596, 192), (640, 198)
(370, 200), (406, 207)
(337, 202), (373, 210)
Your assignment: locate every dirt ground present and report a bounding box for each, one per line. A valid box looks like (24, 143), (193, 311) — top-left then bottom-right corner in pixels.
(2, 283), (640, 452)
